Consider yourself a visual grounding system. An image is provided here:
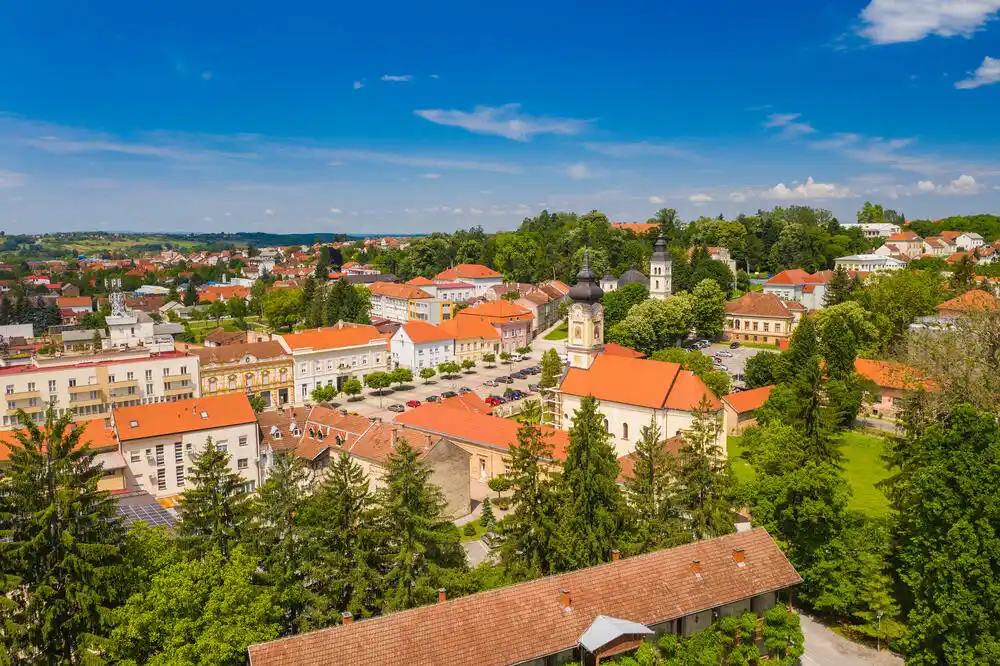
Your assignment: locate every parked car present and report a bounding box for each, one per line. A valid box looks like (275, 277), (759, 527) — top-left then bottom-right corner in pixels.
(482, 532), (500, 548)
(730, 341), (740, 349)
(512, 354), (525, 362)
(388, 403), (406, 413)
(528, 383), (540, 391)
(716, 350), (733, 358)
(510, 371), (527, 379)
(426, 395), (440, 403)
(441, 390), (458, 399)
(496, 376), (514, 384)
(485, 396), (504, 407)
(405, 400), (421, 408)
(716, 365), (729, 373)
(484, 379), (498, 387)
(458, 386), (473, 394)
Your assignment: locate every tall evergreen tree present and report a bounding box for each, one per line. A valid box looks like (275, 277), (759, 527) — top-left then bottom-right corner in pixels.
(538, 348), (562, 390)
(303, 452), (383, 621)
(823, 265), (853, 307)
(249, 453), (319, 636)
(0, 296), (10, 325)
(300, 276), (317, 321)
(623, 417), (687, 553)
(554, 395), (624, 571)
(182, 279), (198, 306)
(177, 438), (252, 558)
(376, 439), (464, 612)
(498, 423), (560, 577)
(0, 405), (126, 663)
(675, 397), (736, 540)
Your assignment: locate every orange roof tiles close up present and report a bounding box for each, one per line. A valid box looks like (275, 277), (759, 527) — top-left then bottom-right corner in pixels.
(405, 276), (435, 286)
(936, 289), (998, 313)
(247, 528), (801, 666)
(114, 393), (257, 442)
(436, 316), (501, 340)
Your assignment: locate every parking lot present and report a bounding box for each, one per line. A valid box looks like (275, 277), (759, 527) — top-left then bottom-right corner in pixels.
(703, 343), (773, 386)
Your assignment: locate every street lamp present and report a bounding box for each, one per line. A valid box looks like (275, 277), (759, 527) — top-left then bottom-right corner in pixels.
(876, 611), (883, 652)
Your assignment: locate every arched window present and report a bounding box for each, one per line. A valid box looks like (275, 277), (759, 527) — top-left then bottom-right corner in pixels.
(245, 373), (254, 388)
(262, 371), (270, 385)
(622, 423), (629, 440)
(603, 418), (609, 432)
(280, 368), (288, 381)
(228, 376), (236, 390)
(208, 377), (217, 393)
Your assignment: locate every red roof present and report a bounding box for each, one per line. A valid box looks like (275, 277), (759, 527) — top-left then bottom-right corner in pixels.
(55, 296), (93, 308)
(280, 325), (387, 351)
(560, 354), (721, 411)
(405, 276), (435, 286)
(434, 264), (502, 281)
(0, 418), (117, 462)
(611, 222), (659, 235)
(722, 385), (774, 414)
(456, 300), (534, 323)
(602, 343), (645, 358)
(854, 359), (933, 391)
(436, 316), (500, 340)
(113, 393), (256, 442)
(393, 406), (569, 461)
(725, 292), (794, 319)
(247, 529), (801, 666)
(936, 289), (998, 313)
(436, 392), (493, 415)
(764, 269), (812, 286)
(398, 321), (452, 344)
(887, 231), (921, 242)
(369, 282), (432, 300)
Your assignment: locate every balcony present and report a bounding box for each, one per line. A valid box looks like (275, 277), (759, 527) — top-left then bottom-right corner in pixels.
(69, 396), (105, 408)
(68, 384), (101, 395)
(108, 379), (139, 390)
(164, 373), (193, 384)
(6, 403), (43, 416)
(164, 385), (193, 396)
(4, 390), (40, 401)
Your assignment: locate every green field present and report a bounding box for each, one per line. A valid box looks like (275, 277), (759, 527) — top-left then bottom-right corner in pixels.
(544, 322), (568, 340)
(728, 430), (892, 518)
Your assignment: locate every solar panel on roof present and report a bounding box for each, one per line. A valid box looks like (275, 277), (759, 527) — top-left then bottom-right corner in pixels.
(116, 502), (178, 529)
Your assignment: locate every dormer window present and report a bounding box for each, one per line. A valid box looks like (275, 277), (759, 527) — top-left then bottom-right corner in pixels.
(129, 420), (139, 428)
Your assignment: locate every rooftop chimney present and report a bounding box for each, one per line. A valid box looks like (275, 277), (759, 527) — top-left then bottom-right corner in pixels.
(559, 588), (572, 611)
(691, 560), (702, 578)
(438, 588), (446, 604)
(733, 548), (746, 567)
(341, 611), (353, 624)
(611, 549), (620, 562)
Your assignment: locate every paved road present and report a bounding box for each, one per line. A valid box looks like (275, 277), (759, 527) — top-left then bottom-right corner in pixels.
(462, 539), (491, 567)
(800, 613), (902, 666)
(704, 342), (771, 383)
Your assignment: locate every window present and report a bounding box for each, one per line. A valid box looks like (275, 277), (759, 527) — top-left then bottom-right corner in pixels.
(130, 451), (140, 463)
(238, 458), (249, 470)
(603, 418), (609, 432)
(315, 361), (321, 372)
(146, 369), (153, 381)
(300, 363), (307, 375)
(180, 365), (187, 375)
(174, 442), (183, 463)
(229, 376), (236, 390)
(763, 322), (769, 332)
(239, 435), (248, 447)
(326, 360), (333, 371)
(752, 321), (759, 331)
(208, 378), (217, 392)
(245, 373), (254, 388)
(622, 423), (629, 440)
(216, 440), (228, 452)
(27, 382), (35, 392)
(108, 374), (115, 384)
(4, 384), (12, 395)
(146, 383), (153, 395)
(68, 378), (76, 388)
(126, 371), (134, 380)
(155, 444), (164, 466)
(48, 380), (56, 392)
(163, 368), (170, 377)
(775, 323), (782, 333)
(156, 468), (166, 491)
(301, 383), (308, 398)
(176, 465), (185, 488)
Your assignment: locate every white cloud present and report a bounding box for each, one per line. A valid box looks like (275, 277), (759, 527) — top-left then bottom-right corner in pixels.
(566, 163), (591, 180)
(329, 207), (341, 213)
(403, 208), (418, 214)
(490, 208), (506, 215)
(582, 141), (700, 160)
(308, 148), (517, 173)
(858, 0), (1000, 44)
(762, 177), (855, 201)
(729, 191), (751, 203)
(956, 56), (1000, 89)
(414, 103), (589, 141)
(380, 74), (412, 82)
(24, 135), (257, 162)
(451, 208), (463, 215)
(470, 208), (484, 215)
(264, 208), (275, 215)
(0, 170), (26, 188)
(648, 196), (666, 204)
(762, 113), (816, 138)
(688, 193), (714, 203)
(917, 174), (983, 195)
(420, 173), (442, 179)
(353, 81), (364, 90)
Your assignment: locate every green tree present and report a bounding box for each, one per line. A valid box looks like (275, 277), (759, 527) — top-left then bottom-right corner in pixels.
(226, 296), (247, 321)
(949, 255), (976, 294)
(554, 395), (624, 571)
(166, 284), (180, 303)
(183, 279), (198, 306)
(263, 288), (302, 332)
(419, 367), (436, 383)
(365, 372), (392, 404)
(744, 351), (784, 388)
(823, 265), (853, 307)
(480, 496), (496, 532)
(857, 201), (886, 225)
(437, 361), (461, 377)
(600, 282), (648, 329)
(0, 406), (126, 663)
(390, 367), (413, 387)
(482, 352), (496, 366)
(608, 294), (693, 355)
(342, 378), (363, 398)
(623, 417), (686, 553)
(651, 348), (730, 396)
(675, 397), (736, 539)
(691, 278), (727, 339)
(249, 454), (320, 635)
(539, 348), (562, 389)
(461, 359), (476, 373)
(249, 395), (267, 412)
(377, 439), (464, 612)
(177, 438), (253, 559)
(762, 606), (806, 665)
(499, 424), (561, 577)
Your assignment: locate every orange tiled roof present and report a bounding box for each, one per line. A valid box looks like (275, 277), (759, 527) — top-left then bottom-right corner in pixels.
(369, 281), (432, 300)
(114, 393), (256, 442)
(457, 300), (534, 323)
(725, 292), (793, 319)
(198, 285), (250, 303)
(854, 359), (933, 392)
(55, 296), (92, 308)
(436, 316), (501, 340)
(280, 325), (387, 351)
(936, 289), (998, 313)
(437, 392), (493, 415)
(887, 231), (921, 242)
(405, 276), (435, 286)
(188, 341), (288, 365)
(940, 230), (963, 241)
(247, 528), (801, 666)
(946, 251), (976, 265)
(764, 269), (812, 286)
(398, 321), (452, 344)
(612, 222), (659, 234)
(433, 264), (502, 280)
(0, 417), (117, 462)
(722, 385), (775, 414)
(560, 354), (721, 411)
(394, 406), (569, 461)
(602, 342), (645, 358)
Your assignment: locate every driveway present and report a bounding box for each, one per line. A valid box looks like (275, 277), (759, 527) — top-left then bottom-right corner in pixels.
(462, 539), (491, 567)
(704, 343), (773, 384)
(800, 613), (902, 666)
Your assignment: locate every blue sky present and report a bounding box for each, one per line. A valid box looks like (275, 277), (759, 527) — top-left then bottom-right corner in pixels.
(1, 0), (998, 234)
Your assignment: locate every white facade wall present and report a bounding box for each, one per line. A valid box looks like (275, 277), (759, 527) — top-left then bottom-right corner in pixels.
(390, 330), (456, 371)
(119, 422), (260, 497)
(436, 276), (504, 298)
(289, 342), (389, 403)
(370, 294), (417, 324)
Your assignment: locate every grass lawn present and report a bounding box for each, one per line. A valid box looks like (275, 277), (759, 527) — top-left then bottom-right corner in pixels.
(544, 322), (568, 341)
(728, 430), (892, 518)
(460, 517), (488, 542)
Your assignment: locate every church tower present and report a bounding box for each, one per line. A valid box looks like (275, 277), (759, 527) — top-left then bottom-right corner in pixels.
(566, 248), (604, 370)
(649, 233), (672, 300)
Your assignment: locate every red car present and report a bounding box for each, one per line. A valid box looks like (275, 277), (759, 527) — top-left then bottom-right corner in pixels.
(405, 400), (422, 408)
(485, 396), (504, 407)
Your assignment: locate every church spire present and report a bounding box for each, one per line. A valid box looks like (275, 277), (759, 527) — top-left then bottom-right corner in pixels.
(568, 247), (604, 304)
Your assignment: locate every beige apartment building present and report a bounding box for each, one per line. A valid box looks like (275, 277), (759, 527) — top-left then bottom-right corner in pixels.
(277, 324), (390, 404)
(112, 393), (261, 499)
(724, 292), (804, 345)
(0, 349), (199, 428)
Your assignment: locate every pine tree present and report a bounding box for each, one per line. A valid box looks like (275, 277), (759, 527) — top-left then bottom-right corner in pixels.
(177, 437), (252, 558)
(376, 438), (464, 612)
(308, 283), (325, 328)
(824, 265), (853, 307)
(554, 395), (624, 572)
(249, 453), (319, 636)
(623, 416), (686, 552)
(498, 423), (560, 577)
(302, 452), (383, 621)
(0, 296), (10, 325)
(301, 277), (317, 321)
(675, 397), (736, 540)
(0, 405), (126, 662)
(323, 280), (342, 326)
(480, 495), (496, 532)
(183, 279), (198, 306)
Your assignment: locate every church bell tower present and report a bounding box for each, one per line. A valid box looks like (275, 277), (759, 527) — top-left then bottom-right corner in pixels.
(649, 233), (672, 300)
(566, 248), (604, 370)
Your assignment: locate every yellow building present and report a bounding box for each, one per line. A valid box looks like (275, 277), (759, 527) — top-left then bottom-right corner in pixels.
(724, 292), (804, 345)
(437, 315), (502, 364)
(189, 341), (293, 409)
